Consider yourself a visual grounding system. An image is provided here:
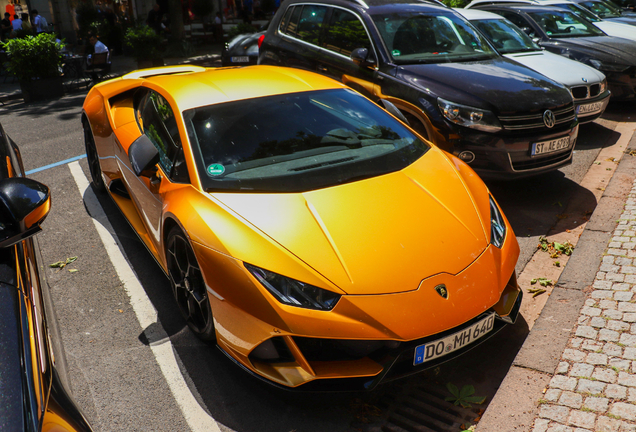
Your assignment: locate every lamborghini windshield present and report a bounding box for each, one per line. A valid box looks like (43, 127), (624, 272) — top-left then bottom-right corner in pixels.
(528, 9), (606, 37)
(471, 18), (541, 53)
(371, 11), (498, 64)
(184, 89), (428, 192)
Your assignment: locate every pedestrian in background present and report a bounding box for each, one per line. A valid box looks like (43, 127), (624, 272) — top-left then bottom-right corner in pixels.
(1, 13), (11, 41)
(31, 9), (47, 33)
(11, 14), (21, 31)
(20, 13), (30, 32)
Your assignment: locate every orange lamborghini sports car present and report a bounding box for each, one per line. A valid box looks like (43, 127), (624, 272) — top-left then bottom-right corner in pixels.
(82, 65), (521, 390)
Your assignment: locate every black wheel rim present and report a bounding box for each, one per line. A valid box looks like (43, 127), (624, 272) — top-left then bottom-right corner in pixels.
(84, 126), (102, 184)
(166, 233), (211, 333)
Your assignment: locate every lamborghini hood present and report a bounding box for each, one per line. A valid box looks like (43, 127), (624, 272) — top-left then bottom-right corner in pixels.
(213, 150), (490, 295)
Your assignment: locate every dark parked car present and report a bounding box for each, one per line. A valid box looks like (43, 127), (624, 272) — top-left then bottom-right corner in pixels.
(259, 0), (579, 179)
(222, 30), (266, 66)
(468, 3), (636, 100)
(571, 0), (636, 23)
(0, 123), (93, 432)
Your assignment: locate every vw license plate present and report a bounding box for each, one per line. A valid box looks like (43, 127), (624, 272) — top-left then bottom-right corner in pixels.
(414, 313), (495, 365)
(532, 136), (570, 156)
(578, 101), (604, 115)
(231, 56), (250, 63)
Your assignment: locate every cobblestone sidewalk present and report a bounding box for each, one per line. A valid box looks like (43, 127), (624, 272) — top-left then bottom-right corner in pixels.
(532, 179), (636, 432)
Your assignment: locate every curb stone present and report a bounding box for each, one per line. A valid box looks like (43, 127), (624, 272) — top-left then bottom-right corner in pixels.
(477, 130), (636, 432)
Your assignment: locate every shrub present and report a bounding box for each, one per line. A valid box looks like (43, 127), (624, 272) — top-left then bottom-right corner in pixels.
(125, 25), (163, 60)
(2, 33), (62, 81)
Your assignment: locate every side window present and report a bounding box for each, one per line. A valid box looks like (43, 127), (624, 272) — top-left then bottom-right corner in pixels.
(296, 5), (327, 45)
(286, 5), (303, 38)
(279, 5), (294, 34)
(135, 90), (190, 183)
(322, 9), (371, 57)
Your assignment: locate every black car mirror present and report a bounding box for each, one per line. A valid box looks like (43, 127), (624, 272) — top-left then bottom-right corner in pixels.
(379, 100), (410, 125)
(129, 135), (160, 177)
(351, 48), (376, 67)
(0, 177), (50, 248)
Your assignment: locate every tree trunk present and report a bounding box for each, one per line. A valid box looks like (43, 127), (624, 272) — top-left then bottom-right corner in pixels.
(169, 0), (185, 39)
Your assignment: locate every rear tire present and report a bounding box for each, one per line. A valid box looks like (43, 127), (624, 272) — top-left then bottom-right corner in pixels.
(166, 226), (216, 341)
(83, 120), (106, 193)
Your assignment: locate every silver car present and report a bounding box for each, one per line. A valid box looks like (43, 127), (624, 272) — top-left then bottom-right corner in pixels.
(457, 7), (610, 123)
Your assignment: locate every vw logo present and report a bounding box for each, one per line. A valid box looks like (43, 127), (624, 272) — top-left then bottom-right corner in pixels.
(543, 110), (556, 128)
(434, 284), (448, 299)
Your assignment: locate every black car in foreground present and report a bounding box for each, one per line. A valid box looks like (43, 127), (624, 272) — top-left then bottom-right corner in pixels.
(259, 0), (579, 179)
(0, 123), (93, 432)
(469, 3), (636, 100)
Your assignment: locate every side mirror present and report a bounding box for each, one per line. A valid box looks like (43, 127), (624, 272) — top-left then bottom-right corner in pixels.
(350, 48), (376, 67)
(0, 178), (51, 248)
(129, 135), (160, 177)
(379, 99), (410, 125)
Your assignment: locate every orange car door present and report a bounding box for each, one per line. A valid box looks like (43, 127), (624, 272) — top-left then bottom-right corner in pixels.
(125, 90), (190, 257)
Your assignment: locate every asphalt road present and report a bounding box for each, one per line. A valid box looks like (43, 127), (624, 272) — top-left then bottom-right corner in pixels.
(1, 94), (631, 432)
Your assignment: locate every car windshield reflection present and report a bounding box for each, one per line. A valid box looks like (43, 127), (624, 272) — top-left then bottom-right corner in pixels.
(371, 12), (498, 64)
(528, 9), (607, 37)
(184, 89), (428, 192)
(471, 18), (542, 53)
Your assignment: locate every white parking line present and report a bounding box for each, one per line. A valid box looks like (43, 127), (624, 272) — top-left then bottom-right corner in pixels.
(68, 161), (222, 432)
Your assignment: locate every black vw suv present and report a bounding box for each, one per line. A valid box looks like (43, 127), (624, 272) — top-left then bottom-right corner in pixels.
(258, 0), (579, 179)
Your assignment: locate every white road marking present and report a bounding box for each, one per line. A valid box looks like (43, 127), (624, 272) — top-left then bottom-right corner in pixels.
(68, 161), (222, 432)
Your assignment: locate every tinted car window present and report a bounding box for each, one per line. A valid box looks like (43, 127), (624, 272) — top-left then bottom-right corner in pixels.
(499, 11), (534, 32)
(371, 12), (497, 64)
(322, 8), (372, 56)
(472, 18), (541, 53)
(280, 6), (294, 33)
(136, 90), (190, 183)
(286, 5), (303, 38)
(527, 10), (605, 37)
(582, 0), (621, 17)
(297, 5), (327, 44)
(184, 88), (428, 193)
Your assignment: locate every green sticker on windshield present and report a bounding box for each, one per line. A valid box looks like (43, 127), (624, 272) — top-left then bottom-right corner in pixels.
(392, 49), (401, 56)
(207, 164), (225, 176)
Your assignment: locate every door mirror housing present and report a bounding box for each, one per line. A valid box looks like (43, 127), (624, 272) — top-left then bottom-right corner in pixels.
(379, 99), (410, 125)
(350, 48), (376, 67)
(0, 178), (51, 248)
(129, 135), (160, 177)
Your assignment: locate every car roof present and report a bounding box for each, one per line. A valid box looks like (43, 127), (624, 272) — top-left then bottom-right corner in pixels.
(123, 66), (350, 111)
(455, 7), (507, 18)
(283, 0), (448, 10)
(465, 0), (533, 8)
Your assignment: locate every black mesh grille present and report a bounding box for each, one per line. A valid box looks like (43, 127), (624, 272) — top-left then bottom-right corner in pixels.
(590, 84), (601, 97)
(511, 150), (572, 171)
(571, 86), (588, 100)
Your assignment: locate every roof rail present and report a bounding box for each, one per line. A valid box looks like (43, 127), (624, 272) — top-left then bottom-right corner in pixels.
(122, 65), (207, 80)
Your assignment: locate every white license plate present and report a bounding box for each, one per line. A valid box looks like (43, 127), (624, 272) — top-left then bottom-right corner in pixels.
(578, 101), (604, 115)
(414, 313), (495, 365)
(231, 56), (250, 63)
(532, 136), (570, 156)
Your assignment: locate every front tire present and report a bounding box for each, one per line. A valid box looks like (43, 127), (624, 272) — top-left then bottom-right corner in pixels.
(83, 120), (106, 193)
(166, 226), (216, 341)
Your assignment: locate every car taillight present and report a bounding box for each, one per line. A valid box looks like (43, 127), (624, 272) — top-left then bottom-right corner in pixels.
(258, 34), (265, 49)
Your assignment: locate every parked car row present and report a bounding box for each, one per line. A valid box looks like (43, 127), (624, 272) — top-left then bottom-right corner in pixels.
(247, 0), (636, 179)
